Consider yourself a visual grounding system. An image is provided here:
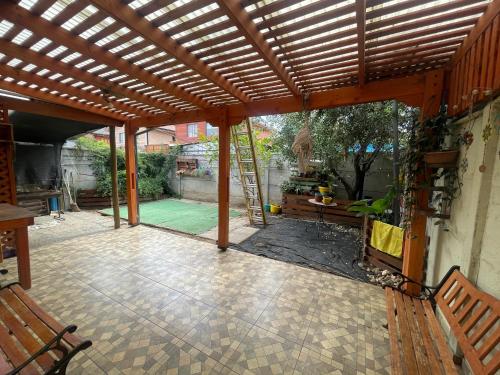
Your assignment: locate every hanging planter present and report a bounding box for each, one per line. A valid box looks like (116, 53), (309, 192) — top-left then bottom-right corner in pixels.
(424, 150), (459, 168)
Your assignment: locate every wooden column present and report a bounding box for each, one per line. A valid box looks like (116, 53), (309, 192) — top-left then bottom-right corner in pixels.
(217, 115), (231, 250)
(124, 122), (139, 225)
(402, 70), (444, 295)
(109, 126), (120, 229)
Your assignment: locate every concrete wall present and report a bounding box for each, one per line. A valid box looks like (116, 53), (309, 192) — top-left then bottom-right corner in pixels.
(60, 146), (97, 191)
(170, 143), (394, 206)
(425, 98), (500, 299)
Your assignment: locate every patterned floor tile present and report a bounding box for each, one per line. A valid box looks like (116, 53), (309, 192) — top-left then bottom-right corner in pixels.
(293, 348), (343, 374)
(147, 338), (238, 374)
(184, 308), (253, 363)
(226, 326), (301, 375)
(149, 294), (214, 337)
(1, 212), (390, 374)
(255, 297), (313, 344)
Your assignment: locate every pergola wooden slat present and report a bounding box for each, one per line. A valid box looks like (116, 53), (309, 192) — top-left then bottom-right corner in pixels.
(0, 0), (499, 294)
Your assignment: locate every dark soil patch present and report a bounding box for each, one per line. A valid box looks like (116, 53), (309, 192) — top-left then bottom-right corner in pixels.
(234, 216), (370, 282)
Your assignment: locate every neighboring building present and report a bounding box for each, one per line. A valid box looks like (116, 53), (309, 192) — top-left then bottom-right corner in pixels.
(90, 126), (177, 152)
(174, 121), (218, 143)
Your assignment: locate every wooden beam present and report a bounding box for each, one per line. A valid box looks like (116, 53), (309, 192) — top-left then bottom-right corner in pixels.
(0, 39), (177, 114)
(0, 1), (210, 109)
(452, 0), (500, 63)
(402, 69), (444, 296)
(217, 112), (231, 250)
(131, 72), (430, 127)
(215, 0), (301, 97)
(355, 0), (367, 86)
(109, 126), (121, 229)
(124, 122), (138, 225)
(89, 0), (251, 103)
(0, 79), (127, 122)
(0, 63), (149, 118)
(0, 96), (122, 126)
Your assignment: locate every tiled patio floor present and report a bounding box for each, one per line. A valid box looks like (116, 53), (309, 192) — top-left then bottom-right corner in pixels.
(1, 214), (390, 374)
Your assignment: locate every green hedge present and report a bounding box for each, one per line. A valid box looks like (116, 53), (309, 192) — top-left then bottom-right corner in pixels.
(75, 137), (178, 199)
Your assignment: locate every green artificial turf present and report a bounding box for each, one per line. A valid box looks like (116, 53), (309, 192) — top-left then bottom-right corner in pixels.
(100, 199), (240, 235)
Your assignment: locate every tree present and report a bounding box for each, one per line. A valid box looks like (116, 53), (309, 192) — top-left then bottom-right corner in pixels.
(269, 102), (416, 200)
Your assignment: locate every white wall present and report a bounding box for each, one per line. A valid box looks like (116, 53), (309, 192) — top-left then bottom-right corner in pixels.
(171, 146), (394, 206)
(426, 98), (500, 299)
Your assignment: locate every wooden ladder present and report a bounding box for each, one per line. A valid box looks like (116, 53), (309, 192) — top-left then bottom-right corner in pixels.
(231, 119), (267, 226)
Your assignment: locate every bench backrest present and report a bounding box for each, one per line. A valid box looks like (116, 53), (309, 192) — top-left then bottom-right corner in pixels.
(435, 270), (499, 375)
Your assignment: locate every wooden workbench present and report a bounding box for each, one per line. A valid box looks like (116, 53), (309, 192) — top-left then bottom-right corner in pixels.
(0, 203), (35, 289)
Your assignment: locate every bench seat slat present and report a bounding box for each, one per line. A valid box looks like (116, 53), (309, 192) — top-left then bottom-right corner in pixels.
(393, 291), (419, 374)
(0, 323), (38, 375)
(0, 353), (13, 374)
(422, 300), (459, 375)
(9, 284), (83, 348)
(0, 288), (58, 349)
(385, 288), (403, 375)
(412, 298), (442, 374)
(402, 294), (431, 375)
(0, 300), (55, 371)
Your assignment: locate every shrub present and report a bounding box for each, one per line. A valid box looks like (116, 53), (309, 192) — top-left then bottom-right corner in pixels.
(75, 137), (177, 198)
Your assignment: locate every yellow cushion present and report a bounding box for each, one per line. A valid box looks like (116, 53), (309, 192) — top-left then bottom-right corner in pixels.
(370, 220), (404, 258)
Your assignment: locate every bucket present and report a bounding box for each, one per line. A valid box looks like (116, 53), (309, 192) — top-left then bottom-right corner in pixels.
(270, 204), (281, 214)
(48, 197), (59, 211)
(264, 203), (271, 212)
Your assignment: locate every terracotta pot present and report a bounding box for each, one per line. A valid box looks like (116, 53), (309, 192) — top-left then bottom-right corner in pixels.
(424, 150), (459, 167)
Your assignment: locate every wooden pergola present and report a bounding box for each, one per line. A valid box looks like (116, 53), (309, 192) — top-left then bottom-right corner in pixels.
(0, 0), (499, 292)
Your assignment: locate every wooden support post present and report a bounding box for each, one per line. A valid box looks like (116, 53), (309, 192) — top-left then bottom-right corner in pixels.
(124, 122), (139, 225)
(217, 114), (231, 250)
(109, 126), (120, 229)
(402, 70), (444, 295)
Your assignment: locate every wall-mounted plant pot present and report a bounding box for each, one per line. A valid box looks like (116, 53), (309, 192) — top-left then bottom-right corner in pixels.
(424, 150), (459, 168)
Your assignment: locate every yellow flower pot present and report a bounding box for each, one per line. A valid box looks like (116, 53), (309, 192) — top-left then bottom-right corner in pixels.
(270, 204), (281, 214)
(322, 196), (333, 205)
(318, 186), (330, 195)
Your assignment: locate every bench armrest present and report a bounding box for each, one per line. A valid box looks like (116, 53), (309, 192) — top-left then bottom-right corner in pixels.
(390, 265), (460, 307)
(7, 324), (92, 375)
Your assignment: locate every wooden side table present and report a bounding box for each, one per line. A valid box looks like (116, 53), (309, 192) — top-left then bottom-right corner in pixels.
(0, 203), (35, 289)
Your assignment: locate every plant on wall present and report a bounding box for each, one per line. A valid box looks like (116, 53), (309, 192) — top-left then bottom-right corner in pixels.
(400, 109), (462, 226)
(75, 137), (178, 199)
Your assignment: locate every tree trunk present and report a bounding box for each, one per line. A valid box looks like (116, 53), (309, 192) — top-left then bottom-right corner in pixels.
(355, 169), (366, 200)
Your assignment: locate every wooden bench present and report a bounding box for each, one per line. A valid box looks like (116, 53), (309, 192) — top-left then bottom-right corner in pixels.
(385, 265), (499, 374)
(0, 277), (92, 374)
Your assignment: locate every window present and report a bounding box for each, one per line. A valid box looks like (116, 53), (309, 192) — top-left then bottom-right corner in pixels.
(118, 132), (125, 144)
(187, 123), (198, 138)
(206, 123), (218, 136)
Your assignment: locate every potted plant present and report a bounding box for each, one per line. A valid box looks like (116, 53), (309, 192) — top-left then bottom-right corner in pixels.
(420, 111), (459, 168)
(401, 109), (461, 225)
(318, 181), (330, 195)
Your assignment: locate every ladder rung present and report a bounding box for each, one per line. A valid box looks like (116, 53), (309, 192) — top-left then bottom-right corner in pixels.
(238, 146), (251, 149)
(240, 159), (253, 163)
(242, 172), (255, 176)
(236, 132), (248, 136)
